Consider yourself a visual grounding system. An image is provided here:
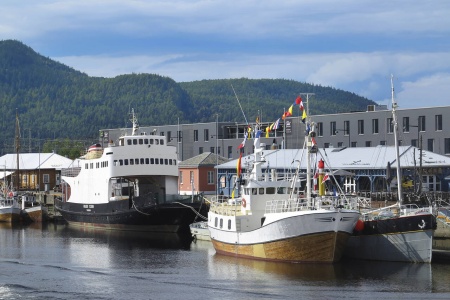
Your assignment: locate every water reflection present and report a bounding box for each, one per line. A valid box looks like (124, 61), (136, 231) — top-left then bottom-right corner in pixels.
(63, 225), (194, 250)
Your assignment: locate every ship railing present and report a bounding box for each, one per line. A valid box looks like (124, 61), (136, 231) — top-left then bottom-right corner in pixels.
(242, 172), (302, 183)
(209, 196), (242, 216)
(265, 199), (311, 213)
(61, 167), (81, 177)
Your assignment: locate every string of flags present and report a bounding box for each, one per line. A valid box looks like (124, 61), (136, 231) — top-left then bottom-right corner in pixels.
(236, 94), (313, 153)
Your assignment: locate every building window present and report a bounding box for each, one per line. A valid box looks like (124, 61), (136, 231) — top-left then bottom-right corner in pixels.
(435, 115), (442, 131)
(365, 141), (372, 147)
(358, 120), (364, 135)
(190, 171), (194, 186)
(207, 171), (214, 184)
(351, 141), (357, 147)
(167, 131), (171, 141)
(210, 147), (215, 153)
(324, 143), (330, 148)
(372, 119), (379, 134)
(344, 121), (350, 136)
(419, 116), (426, 132)
(179, 171), (183, 184)
(204, 129), (209, 142)
(412, 139), (418, 147)
(427, 139), (434, 152)
(337, 142), (343, 148)
(194, 130), (198, 142)
(43, 174), (50, 184)
(199, 147), (203, 154)
(403, 117), (410, 133)
(387, 118), (393, 134)
(228, 146), (232, 158)
(177, 131), (182, 142)
(330, 121), (337, 136)
(218, 147), (221, 155)
(445, 138), (450, 154)
(317, 122), (323, 137)
(380, 140), (386, 146)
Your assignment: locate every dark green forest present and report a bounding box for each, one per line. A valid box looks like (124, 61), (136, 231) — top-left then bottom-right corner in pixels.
(0, 40), (376, 157)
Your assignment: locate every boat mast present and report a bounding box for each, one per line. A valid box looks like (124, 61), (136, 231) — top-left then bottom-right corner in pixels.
(130, 108), (139, 136)
(15, 109), (20, 193)
(391, 75), (403, 207)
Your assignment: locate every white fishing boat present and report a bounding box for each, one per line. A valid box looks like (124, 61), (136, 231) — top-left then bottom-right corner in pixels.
(54, 109), (208, 233)
(190, 221), (211, 241)
(345, 75), (436, 263)
(0, 192), (21, 223)
(208, 95), (360, 263)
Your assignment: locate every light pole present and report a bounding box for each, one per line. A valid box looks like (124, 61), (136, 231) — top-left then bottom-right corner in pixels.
(335, 128), (350, 147)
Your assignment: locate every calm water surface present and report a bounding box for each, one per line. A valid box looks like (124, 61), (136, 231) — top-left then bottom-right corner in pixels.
(1, 222), (450, 300)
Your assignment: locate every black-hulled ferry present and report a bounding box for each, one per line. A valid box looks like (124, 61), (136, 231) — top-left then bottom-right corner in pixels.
(54, 110), (208, 233)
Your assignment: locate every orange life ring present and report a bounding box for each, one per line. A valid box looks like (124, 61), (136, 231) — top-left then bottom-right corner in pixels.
(242, 198), (246, 208)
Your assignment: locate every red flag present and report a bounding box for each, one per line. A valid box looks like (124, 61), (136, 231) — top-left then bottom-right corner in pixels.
(237, 153), (242, 177)
(295, 96), (302, 105)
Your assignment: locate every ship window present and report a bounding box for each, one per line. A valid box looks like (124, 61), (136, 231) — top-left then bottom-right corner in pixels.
(277, 187), (286, 194)
(165, 159), (168, 165)
(145, 158), (149, 164)
(144, 139), (149, 144)
(150, 139), (154, 145)
(252, 188), (257, 195)
(155, 159), (159, 165)
(160, 139), (164, 145)
(155, 139), (159, 145)
(114, 160), (118, 166)
(259, 188), (265, 195)
(139, 139), (143, 145)
(266, 187), (275, 194)
(124, 159), (129, 165)
(215, 217), (218, 227)
(228, 220), (231, 230)
(85, 163), (88, 169)
(219, 219), (223, 228)
(169, 160), (172, 165)
(119, 159), (123, 166)
(151, 158), (154, 164)
(127, 139), (132, 145)
(140, 158), (145, 164)
(160, 158), (163, 164)
(133, 139), (137, 145)
(130, 159), (134, 165)
(173, 160), (177, 165)
(90, 163), (93, 169)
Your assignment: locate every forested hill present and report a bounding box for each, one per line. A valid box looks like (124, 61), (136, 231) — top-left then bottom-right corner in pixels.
(0, 39), (376, 154)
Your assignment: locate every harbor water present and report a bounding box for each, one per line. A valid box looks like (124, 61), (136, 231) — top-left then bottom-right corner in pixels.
(1, 223), (450, 300)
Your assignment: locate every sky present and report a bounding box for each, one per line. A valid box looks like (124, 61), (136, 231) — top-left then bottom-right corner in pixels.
(2, 0), (450, 108)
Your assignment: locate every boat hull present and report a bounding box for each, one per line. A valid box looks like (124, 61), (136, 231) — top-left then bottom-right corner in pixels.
(209, 210), (359, 263)
(0, 207), (21, 223)
(55, 197), (208, 233)
(345, 213), (436, 263)
(23, 205), (49, 222)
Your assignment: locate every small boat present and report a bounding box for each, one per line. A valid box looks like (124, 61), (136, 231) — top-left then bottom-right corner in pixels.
(21, 194), (48, 222)
(190, 221), (210, 241)
(55, 109), (208, 233)
(345, 75), (436, 263)
(208, 95), (360, 263)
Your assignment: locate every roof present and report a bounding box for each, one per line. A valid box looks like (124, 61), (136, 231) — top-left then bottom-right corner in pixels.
(0, 153), (74, 170)
(219, 146), (450, 171)
(179, 152), (230, 167)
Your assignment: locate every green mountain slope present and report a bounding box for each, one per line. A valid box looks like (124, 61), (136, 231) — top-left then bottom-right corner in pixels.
(0, 39), (376, 155)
